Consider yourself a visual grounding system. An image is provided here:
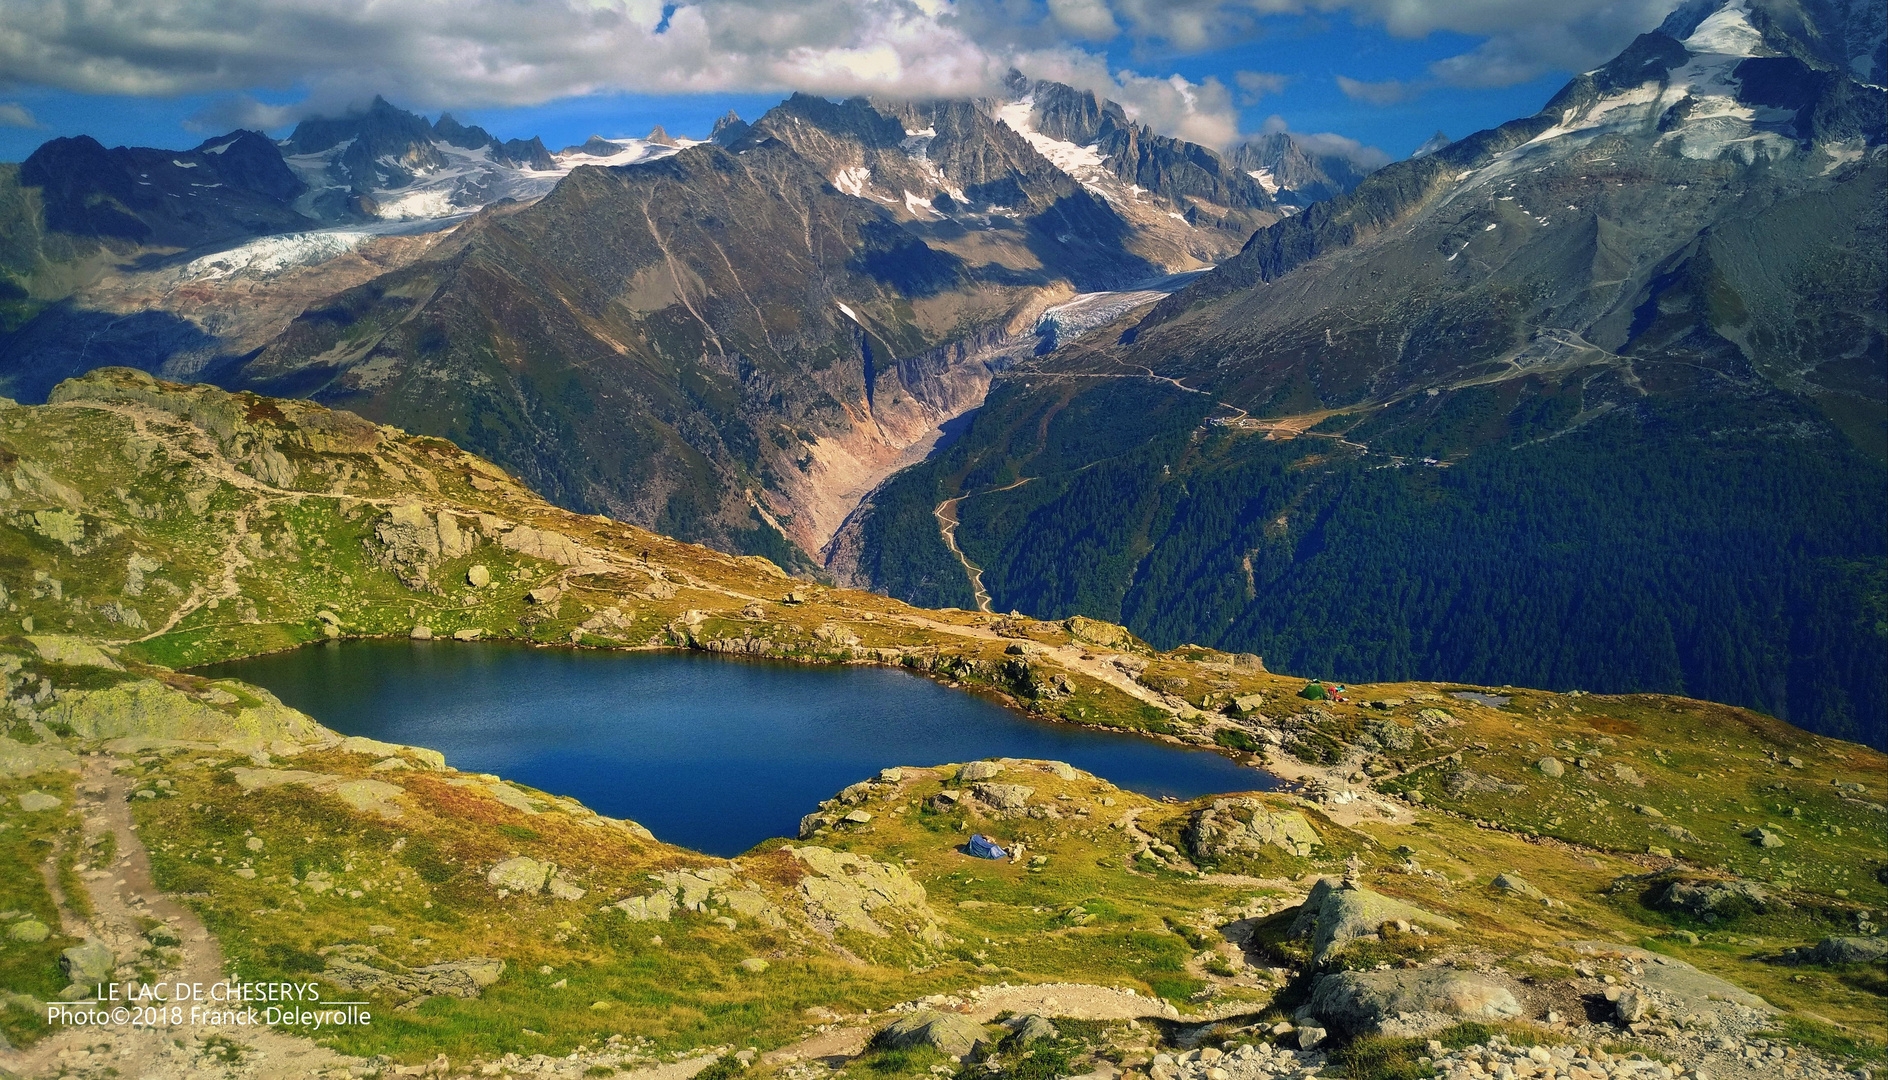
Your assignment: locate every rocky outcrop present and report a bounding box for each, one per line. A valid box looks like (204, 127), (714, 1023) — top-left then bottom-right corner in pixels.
(43, 678), (322, 746)
(788, 845), (940, 940)
(321, 946), (504, 1004)
(1184, 798), (1320, 861)
(370, 504), (480, 588)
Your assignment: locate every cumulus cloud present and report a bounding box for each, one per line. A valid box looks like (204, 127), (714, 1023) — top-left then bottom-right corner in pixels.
(1014, 49), (1241, 146)
(0, 0), (1004, 111)
(0, 0), (1683, 143)
(1252, 113), (1390, 170)
(0, 102), (38, 128)
(1335, 75), (1425, 106)
(1234, 70), (1290, 103)
(1046, 0), (1121, 41)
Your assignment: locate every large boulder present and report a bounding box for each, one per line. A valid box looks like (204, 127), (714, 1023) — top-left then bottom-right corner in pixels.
(486, 857), (553, 894)
(60, 940), (115, 985)
(972, 782), (1034, 810)
(874, 1010), (988, 1056)
(1308, 968), (1521, 1036)
(1064, 616), (1133, 649)
(1651, 878), (1774, 919)
(1185, 798), (1319, 861)
(1288, 878), (1460, 963)
(958, 761), (1005, 781)
(1810, 937), (1888, 964)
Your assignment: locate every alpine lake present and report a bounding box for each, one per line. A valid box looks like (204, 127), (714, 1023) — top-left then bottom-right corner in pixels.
(197, 641), (1275, 856)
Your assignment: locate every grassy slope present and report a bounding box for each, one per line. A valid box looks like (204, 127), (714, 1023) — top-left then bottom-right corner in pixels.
(0, 368), (1880, 1064)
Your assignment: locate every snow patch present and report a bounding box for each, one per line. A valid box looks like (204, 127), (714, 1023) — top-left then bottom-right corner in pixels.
(1246, 168), (1280, 195)
(1682, 1), (1766, 57)
(171, 159), (198, 169)
(833, 166), (872, 198)
(836, 302), (862, 323)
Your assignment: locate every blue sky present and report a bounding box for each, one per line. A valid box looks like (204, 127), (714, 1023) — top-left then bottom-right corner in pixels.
(0, 0), (1666, 164)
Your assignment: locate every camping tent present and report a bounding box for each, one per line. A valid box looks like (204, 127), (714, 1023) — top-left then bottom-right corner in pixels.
(967, 834), (1008, 860)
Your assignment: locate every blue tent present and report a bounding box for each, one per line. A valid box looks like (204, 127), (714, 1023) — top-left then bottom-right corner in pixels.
(967, 834), (1007, 860)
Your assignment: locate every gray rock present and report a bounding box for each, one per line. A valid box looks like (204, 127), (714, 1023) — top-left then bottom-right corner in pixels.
(324, 951), (504, 1000)
(60, 940), (114, 985)
(409, 625), (433, 640)
(1810, 936), (1888, 964)
(17, 790), (61, 812)
(972, 782), (1034, 810)
(1186, 798), (1320, 860)
(1612, 987), (1649, 1024)
(8, 919), (49, 943)
(1653, 878), (1774, 917)
(1746, 827), (1784, 848)
(1308, 968), (1521, 1036)
(1009, 1014), (1058, 1045)
(547, 876), (587, 901)
(958, 761), (1005, 782)
(486, 856), (552, 894)
(739, 957), (769, 973)
(466, 565), (491, 588)
(1492, 872), (1548, 902)
(1537, 757), (1565, 778)
(1294, 1025), (1327, 1050)
(874, 1010), (987, 1057)
(1288, 878), (1461, 963)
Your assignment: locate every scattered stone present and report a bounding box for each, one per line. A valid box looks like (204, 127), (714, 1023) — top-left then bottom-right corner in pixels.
(738, 958), (769, 973)
(548, 876), (587, 901)
(1536, 756), (1566, 778)
(843, 809), (874, 824)
(452, 628), (482, 641)
(409, 625), (433, 640)
(958, 761), (1005, 781)
(1746, 827), (1785, 849)
(17, 790), (61, 812)
(466, 565), (491, 588)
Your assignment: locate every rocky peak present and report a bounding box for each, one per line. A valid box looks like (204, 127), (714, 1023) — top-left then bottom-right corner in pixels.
(709, 111), (751, 147)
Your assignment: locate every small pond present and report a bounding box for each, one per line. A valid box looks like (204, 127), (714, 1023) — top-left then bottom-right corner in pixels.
(197, 641), (1274, 856)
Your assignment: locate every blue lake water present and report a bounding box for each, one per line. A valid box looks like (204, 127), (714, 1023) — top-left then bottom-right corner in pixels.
(197, 641), (1274, 856)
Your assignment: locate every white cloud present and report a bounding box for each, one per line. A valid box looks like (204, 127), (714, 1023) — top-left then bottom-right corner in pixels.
(1014, 50), (1241, 146)
(1335, 74), (1425, 106)
(0, 0), (1685, 147)
(1234, 70), (1289, 103)
(0, 102), (38, 128)
(1254, 114), (1392, 169)
(1046, 0), (1121, 41)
